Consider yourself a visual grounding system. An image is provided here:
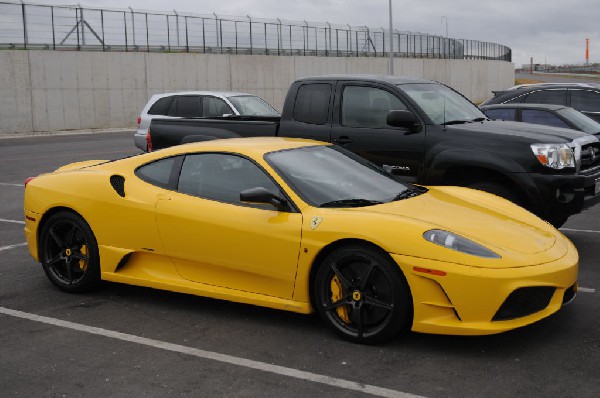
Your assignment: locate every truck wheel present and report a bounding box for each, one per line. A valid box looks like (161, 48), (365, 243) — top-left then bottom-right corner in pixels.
(467, 181), (520, 205)
(546, 214), (569, 228)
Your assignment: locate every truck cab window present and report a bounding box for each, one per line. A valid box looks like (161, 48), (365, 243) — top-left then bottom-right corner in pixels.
(293, 83), (331, 125)
(341, 86), (406, 128)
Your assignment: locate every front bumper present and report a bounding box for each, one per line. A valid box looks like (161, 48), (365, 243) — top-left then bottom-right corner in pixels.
(528, 167), (600, 218)
(391, 237), (578, 335)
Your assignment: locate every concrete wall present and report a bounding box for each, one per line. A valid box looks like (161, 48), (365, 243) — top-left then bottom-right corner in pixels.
(0, 50), (514, 135)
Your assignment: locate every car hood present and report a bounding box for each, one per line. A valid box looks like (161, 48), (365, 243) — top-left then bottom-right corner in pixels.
(448, 120), (587, 143)
(339, 186), (568, 268)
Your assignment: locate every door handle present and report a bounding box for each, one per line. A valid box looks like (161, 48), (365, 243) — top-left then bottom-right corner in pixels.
(332, 136), (353, 145)
(157, 193), (171, 201)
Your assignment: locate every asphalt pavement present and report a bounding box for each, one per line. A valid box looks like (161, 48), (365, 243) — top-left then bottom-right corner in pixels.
(0, 131), (599, 398)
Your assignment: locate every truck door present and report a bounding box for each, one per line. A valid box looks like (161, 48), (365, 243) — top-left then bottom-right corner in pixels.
(330, 82), (425, 183)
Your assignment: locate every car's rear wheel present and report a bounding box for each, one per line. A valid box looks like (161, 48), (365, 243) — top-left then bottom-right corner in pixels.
(312, 244), (412, 344)
(39, 211), (100, 293)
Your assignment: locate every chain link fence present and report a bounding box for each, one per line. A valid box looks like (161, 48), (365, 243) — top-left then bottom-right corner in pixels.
(0, 1), (511, 61)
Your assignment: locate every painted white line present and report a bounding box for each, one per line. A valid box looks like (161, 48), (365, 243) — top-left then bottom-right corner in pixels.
(0, 182), (23, 187)
(0, 218), (25, 225)
(0, 307), (422, 398)
(0, 242), (27, 252)
(560, 228), (600, 234)
(579, 287), (596, 293)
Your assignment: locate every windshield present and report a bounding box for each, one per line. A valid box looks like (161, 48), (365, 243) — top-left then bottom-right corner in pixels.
(400, 83), (485, 125)
(227, 95), (280, 116)
(557, 108), (600, 134)
(265, 146), (419, 207)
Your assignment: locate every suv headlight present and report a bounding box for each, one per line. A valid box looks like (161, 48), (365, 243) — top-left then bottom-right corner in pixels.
(530, 143), (575, 169)
(423, 230), (501, 259)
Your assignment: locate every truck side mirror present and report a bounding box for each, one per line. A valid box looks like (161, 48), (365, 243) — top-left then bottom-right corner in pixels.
(387, 110), (421, 133)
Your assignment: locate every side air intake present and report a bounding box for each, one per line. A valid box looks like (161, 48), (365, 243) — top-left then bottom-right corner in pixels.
(110, 175), (126, 197)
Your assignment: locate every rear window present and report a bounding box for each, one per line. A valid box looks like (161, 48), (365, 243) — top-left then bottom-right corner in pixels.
(570, 90), (600, 112)
(484, 108), (516, 121)
(148, 96), (173, 115)
(293, 83), (331, 125)
(523, 90), (567, 106)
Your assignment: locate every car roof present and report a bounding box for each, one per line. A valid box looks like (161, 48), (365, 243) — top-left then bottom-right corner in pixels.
(150, 91), (254, 99)
(295, 74), (434, 85)
(507, 82), (600, 90)
(480, 103), (568, 111)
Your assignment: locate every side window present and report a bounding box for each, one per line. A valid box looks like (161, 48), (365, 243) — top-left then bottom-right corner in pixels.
(178, 153), (282, 209)
(523, 90), (567, 106)
(483, 108), (516, 121)
(341, 85), (407, 128)
(570, 90), (600, 112)
(165, 96), (201, 118)
(147, 96), (173, 115)
(203, 97), (233, 117)
(136, 156), (179, 188)
(293, 83), (331, 125)
(521, 110), (570, 129)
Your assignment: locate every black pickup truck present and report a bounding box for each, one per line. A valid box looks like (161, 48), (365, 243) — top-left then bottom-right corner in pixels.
(146, 75), (600, 226)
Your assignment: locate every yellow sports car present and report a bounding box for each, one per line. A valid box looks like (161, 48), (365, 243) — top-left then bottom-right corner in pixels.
(24, 138), (578, 343)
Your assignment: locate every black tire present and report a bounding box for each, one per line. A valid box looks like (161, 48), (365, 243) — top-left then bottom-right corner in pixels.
(546, 213), (569, 228)
(312, 244), (412, 344)
(39, 211), (101, 293)
(467, 181), (521, 205)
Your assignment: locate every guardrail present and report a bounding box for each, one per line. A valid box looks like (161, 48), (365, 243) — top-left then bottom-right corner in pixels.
(0, 1), (512, 61)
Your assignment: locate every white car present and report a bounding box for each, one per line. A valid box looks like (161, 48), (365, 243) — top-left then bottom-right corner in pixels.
(133, 91), (280, 151)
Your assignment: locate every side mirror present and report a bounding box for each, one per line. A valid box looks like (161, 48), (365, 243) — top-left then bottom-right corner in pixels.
(386, 110), (421, 133)
(240, 187), (289, 211)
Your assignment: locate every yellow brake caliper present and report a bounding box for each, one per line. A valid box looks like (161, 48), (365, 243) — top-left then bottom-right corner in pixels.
(330, 275), (350, 323)
(78, 245), (88, 271)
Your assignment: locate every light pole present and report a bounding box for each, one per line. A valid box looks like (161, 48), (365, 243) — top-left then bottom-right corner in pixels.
(388, 0), (394, 75)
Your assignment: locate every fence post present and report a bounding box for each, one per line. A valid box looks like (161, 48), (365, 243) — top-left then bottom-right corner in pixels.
(20, 1), (28, 48)
(128, 7), (135, 48)
(51, 6), (56, 50)
(123, 11), (128, 51)
(185, 16), (189, 52)
(166, 14), (171, 51)
(247, 15), (253, 54)
(101, 10), (105, 51)
(145, 12), (149, 52)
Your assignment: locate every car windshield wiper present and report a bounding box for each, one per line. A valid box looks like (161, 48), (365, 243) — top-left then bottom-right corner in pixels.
(392, 187), (427, 201)
(442, 117), (486, 126)
(319, 198), (383, 208)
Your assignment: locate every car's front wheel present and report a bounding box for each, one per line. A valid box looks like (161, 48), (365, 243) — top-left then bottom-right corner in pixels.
(39, 211), (100, 293)
(312, 244), (412, 344)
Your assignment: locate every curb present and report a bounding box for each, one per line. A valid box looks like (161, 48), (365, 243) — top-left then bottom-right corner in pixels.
(0, 128), (135, 139)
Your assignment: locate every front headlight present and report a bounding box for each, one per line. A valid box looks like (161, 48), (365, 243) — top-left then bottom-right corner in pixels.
(530, 143), (575, 169)
(423, 230), (501, 259)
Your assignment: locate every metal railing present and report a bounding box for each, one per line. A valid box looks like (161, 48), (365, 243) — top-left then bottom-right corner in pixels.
(0, 1), (512, 61)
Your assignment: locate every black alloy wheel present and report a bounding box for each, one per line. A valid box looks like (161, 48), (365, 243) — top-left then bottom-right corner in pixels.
(40, 211), (100, 293)
(313, 244), (412, 344)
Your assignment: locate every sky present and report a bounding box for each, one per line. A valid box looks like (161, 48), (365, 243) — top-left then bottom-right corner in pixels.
(15, 0), (600, 67)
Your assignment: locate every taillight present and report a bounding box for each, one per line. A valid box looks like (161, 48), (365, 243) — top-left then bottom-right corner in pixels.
(137, 116), (141, 127)
(145, 129), (153, 152)
(24, 176), (36, 186)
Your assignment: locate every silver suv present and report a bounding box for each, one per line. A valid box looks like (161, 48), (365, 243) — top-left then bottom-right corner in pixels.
(134, 91), (280, 151)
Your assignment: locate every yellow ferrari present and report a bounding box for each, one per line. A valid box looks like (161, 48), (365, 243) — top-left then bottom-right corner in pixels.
(24, 138), (578, 343)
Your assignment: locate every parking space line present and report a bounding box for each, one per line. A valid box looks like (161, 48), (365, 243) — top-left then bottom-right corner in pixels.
(0, 182), (23, 187)
(560, 228), (600, 234)
(0, 243), (27, 252)
(0, 218), (25, 225)
(579, 287), (596, 293)
(0, 306), (422, 398)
